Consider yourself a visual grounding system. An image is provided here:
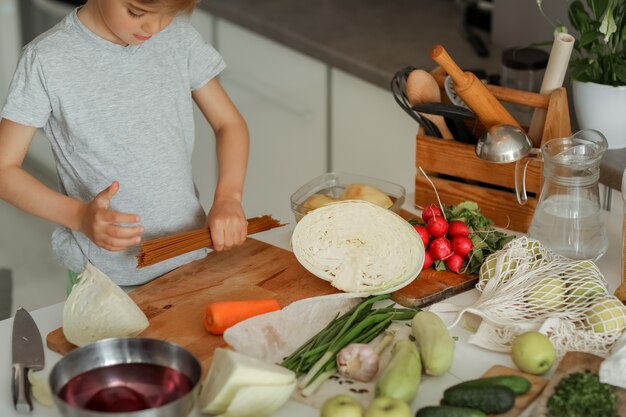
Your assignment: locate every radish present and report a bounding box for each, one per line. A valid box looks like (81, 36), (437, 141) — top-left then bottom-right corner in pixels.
(446, 253), (465, 274)
(423, 251), (434, 269)
(448, 220), (471, 237)
(426, 216), (448, 238)
(421, 204), (443, 223)
(428, 237), (452, 260)
(451, 235), (473, 258)
(413, 225), (430, 247)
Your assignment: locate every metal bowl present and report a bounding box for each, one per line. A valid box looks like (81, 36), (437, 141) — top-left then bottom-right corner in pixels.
(49, 338), (202, 417)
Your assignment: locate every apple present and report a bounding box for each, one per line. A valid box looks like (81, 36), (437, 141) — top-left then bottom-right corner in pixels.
(584, 297), (626, 333)
(478, 253), (497, 285)
(567, 279), (606, 305)
(566, 261), (606, 304)
(571, 260), (596, 272)
(521, 239), (544, 261)
(524, 275), (566, 312)
(364, 397), (411, 417)
(479, 253), (518, 287)
(511, 331), (555, 375)
(320, 395), (363, 417)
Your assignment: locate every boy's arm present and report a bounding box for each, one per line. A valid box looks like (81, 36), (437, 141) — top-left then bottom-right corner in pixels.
(0, 118), (143, 251)
(192, 78), (249, 251)
(0, 118), (84, 230)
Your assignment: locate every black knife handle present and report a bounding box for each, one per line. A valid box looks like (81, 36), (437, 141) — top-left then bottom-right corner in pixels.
(12, 363), (33, 413)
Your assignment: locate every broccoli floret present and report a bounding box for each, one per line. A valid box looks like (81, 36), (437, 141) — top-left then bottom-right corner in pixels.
(547, 370), (618, 417)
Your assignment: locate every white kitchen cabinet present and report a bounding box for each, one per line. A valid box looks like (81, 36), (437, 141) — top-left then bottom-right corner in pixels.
(190, 9), (218, 211)
(216, 20), (327, 223)
(331, 68), (419, 196)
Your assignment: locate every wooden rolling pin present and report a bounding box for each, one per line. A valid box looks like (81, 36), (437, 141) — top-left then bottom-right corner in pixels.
(431, 44), (521, 130)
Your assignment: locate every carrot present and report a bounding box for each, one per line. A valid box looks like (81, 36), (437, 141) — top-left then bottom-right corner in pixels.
(203, 298), (281, 335)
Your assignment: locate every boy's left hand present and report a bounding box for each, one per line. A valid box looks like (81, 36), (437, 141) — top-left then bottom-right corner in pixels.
(206, 198), (247, 251)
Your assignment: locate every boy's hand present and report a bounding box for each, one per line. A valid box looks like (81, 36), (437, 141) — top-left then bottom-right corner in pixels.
(206, 198), (247, 252)
(79, 181), (143, 251)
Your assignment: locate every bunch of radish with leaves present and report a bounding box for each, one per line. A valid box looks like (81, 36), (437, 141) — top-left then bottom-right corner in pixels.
(410, 201), (514, 275)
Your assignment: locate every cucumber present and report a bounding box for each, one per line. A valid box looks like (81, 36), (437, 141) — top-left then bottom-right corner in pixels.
(442, 385), (516, 414)
(415, 405), (487, 417)
(449, 375), (531, 395)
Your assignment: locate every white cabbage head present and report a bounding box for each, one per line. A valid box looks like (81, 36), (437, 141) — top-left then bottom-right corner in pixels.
(291, 200), (424, 293)
(63, 263), (149, 346)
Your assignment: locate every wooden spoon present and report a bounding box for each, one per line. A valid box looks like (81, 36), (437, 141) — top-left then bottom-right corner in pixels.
(406, 69), (454, 140)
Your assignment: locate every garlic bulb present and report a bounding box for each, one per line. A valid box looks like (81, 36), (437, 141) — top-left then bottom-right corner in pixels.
(336, 343), (380, 382)
(335, 331), (395, 382)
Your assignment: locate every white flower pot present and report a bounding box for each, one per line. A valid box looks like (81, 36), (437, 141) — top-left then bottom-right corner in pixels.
(572, 80), (626, 149)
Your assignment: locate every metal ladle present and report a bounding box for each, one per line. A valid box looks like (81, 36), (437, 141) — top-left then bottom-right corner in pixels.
(475, 124), (538, 205)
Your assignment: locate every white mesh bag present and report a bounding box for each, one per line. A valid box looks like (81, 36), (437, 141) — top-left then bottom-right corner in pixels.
(445, 236), (626, 357)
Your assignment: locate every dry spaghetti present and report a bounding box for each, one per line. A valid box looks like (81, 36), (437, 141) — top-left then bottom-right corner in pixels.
(136, 215), (284, 268)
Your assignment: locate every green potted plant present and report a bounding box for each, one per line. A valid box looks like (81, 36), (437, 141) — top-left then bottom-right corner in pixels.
(538, 0), (626, 149)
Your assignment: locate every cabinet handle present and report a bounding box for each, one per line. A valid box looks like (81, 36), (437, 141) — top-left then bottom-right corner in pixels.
(221, 72), (314, 121)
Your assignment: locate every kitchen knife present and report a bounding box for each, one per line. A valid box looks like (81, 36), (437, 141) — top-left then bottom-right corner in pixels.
(12, 308), (44, 413)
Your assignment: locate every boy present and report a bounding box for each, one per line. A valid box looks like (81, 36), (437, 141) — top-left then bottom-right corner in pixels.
(0, 0), (249, 286)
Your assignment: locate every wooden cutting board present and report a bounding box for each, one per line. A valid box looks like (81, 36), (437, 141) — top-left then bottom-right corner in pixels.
(391, 268), (477, 308)
(530, 351), (626, 416)
(47, 238), (340, 368)
(480, 365), (548, 417)
(47, 236), (478, 373)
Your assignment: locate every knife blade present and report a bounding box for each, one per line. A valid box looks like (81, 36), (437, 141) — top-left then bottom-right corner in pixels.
(12, 308), (44, 413)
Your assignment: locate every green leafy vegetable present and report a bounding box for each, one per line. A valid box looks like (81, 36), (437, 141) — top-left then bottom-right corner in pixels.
(547, 371), (618, 417)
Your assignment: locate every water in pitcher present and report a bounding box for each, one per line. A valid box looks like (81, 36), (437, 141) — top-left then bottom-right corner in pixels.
(528, 194), (608, 261)
(525, 130), (609, 261)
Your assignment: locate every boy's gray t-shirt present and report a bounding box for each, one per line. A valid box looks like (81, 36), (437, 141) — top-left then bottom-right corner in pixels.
(1, 10), (226, 285)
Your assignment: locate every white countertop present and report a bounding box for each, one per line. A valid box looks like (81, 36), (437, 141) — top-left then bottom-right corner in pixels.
(1, 205), (623, 417)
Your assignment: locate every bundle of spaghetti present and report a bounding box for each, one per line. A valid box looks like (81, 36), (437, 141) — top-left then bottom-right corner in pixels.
(137, 215), (284, 268)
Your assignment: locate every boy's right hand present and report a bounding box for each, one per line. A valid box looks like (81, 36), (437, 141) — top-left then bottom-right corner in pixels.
(79, 181), (143, 252)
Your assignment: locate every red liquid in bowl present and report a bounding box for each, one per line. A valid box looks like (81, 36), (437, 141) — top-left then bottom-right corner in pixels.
(58, 363), (194, 412)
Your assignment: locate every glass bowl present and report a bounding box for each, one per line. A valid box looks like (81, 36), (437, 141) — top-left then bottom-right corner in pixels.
(290, 172), (406, 222)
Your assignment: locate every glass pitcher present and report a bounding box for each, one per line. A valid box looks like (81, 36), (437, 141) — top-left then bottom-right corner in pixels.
(516, 129), (609, 261)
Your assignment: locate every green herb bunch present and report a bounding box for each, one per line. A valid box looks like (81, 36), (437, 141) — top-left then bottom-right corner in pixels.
(538, 0), (626, 86)
(443, 201), (514, 275)
(547, 370), (619, 417)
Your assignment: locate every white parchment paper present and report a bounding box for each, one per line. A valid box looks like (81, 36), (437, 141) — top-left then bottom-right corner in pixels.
(223, 293), (412, 409)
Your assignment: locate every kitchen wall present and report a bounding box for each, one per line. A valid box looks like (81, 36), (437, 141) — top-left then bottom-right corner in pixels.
(0, 0), (21, 106)
(492, 0), (570, 50)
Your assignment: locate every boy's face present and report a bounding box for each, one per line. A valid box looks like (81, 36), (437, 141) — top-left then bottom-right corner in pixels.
(93, 0), (175, 46)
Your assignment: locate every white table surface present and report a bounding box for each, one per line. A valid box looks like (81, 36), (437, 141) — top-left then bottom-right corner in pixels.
(1, 204), (623, 417)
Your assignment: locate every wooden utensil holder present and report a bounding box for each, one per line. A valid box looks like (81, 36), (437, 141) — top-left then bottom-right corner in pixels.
(415, 78), (571, 232)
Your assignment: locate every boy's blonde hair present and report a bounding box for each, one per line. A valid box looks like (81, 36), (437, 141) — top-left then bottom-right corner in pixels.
(135, 0), (197, 15)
